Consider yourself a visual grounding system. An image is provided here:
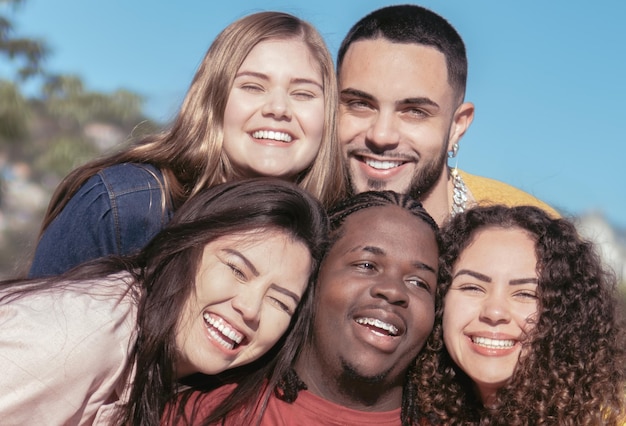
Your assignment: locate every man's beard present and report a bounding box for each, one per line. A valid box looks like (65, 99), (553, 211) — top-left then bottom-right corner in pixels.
(406, 143), (448, 200)
(348, 143), (448, 200)
(339, 359), (390, 385)
(332, 359), (396, 406)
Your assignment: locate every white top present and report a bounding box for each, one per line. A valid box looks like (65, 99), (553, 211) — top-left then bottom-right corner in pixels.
(0, 272), (138, 425)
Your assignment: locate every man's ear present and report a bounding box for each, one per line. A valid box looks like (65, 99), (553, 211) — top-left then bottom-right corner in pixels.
(448, 102), (475, 150)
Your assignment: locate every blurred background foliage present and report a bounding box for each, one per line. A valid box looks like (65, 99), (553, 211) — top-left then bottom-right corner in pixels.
(0, 0), (158, 275)
(0, 1), (624, 308)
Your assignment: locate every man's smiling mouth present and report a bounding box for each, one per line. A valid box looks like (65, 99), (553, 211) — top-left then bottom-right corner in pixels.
(364, 158), (403, 170)
(355, 317), (399, 336)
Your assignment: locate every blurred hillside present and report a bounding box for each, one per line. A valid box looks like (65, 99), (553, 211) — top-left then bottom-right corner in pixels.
(0, 94), (158, 277)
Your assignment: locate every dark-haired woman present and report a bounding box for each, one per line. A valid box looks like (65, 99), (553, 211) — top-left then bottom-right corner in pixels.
(0, 179), (328, 425)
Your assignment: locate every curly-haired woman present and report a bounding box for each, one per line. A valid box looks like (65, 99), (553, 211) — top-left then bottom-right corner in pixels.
(415, 205), (626, 425)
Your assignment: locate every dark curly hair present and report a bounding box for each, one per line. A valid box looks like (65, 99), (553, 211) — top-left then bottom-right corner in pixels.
(414, 205), (626, 425)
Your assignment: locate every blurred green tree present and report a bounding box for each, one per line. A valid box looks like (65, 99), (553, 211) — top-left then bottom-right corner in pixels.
(0, 0), (159, 277)
(31, 74), (153, 179)
(0, 0), (48, 81)
(0, 0), (47, 143)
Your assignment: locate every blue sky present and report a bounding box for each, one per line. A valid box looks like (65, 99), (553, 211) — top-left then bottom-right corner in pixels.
(6, 0), (626, 228)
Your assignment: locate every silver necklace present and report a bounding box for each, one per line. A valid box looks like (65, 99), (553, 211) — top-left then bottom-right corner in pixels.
(450, 168), (468, 217)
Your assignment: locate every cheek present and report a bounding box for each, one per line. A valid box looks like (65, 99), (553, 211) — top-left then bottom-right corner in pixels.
(442, 312), (455, 349)
(222, 94), (239, 128)
(413, 298), (435, 333)
(174, 297), (198, 349)
(517, 306), (539, 333)
(257, 310), (293, 347)
(442, 297), (464, 341)
(301, 104), (325, 142)
(315, 262), (354, 304)
(194, 269), (231, 302)
(222, 93), (254, 135)
(442, 313), (465, 367)
(338, 113), (365, 141)
(406, 123), (446, 150)
(317, 272), (348, 306)
(313, 285), (347, 328)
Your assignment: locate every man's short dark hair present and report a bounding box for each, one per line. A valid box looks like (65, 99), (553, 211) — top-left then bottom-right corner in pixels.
(337, 4), (468, 100)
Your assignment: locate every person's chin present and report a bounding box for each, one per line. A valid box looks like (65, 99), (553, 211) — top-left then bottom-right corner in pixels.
(241, 165), (293, 180)
(339, 359), (392, 385)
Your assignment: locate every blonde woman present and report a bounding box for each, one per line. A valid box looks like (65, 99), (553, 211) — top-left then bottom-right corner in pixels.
(30, 11), (346, 277)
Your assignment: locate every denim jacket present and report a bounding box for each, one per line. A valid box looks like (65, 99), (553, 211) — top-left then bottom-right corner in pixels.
(29, 163), (173, 278)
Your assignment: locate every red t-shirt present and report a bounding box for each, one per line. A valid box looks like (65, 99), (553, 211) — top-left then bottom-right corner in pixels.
(172, 384), (402, 425)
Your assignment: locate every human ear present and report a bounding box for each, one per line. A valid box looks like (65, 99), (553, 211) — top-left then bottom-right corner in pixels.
(447, 102), (475, 151)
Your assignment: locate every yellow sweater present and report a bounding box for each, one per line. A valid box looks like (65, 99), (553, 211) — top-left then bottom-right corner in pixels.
(459, 170), (560, 218)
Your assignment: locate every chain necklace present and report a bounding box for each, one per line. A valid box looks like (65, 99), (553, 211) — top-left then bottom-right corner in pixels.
(450, 168), (468, 217)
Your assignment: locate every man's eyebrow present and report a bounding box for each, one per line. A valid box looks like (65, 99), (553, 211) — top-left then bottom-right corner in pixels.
(340, 88), (439, 110)
(222, 248), (259, 276)
(340, 88), (375, 102)
(398, 97), (439, 110)
(352, 245), (436, 273)
(358, 245), (385, 255)
(270, 283), (301, 304)
(413, 261), (437, 274)
(345, 244), (385, 257)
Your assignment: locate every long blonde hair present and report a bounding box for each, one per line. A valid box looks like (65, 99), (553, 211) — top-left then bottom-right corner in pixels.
(40, 11), (347, 232)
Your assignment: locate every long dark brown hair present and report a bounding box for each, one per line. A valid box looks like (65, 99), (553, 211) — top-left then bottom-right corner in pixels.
(1, 178), (329, 426)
